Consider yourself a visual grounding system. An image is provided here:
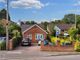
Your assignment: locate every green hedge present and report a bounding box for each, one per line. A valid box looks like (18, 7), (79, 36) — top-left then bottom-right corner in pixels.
(12, 37), (22, 49)
(74, 42), (80, 52)
(76, 45), (80, 52)
(0, 41), (6, 50)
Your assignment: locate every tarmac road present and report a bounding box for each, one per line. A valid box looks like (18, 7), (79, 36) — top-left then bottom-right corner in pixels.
(0, 46), (80, 60)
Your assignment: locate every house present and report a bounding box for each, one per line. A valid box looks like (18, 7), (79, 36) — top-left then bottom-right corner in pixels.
(21, 24), (48, 43)
(54, 24), (74, 36)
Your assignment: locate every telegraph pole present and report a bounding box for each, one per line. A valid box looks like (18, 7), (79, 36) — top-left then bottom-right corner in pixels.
(75, 14), (77, 29)
(6, 0), (9, 50)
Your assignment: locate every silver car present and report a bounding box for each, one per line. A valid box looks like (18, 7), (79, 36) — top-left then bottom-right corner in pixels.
(21, 38), (31, 46)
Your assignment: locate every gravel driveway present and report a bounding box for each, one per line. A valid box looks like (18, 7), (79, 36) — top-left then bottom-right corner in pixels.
(0, 46), (50, 60)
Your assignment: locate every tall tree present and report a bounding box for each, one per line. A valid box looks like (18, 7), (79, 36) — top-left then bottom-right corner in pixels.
(62, 14), (75, 24)
(41, 22), (49, 30)
(0, 9), (10, 20)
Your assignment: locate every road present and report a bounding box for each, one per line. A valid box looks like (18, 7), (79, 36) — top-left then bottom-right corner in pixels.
(0, 46), (80, 60)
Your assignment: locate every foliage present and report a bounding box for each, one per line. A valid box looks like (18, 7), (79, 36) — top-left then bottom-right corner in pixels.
(0, 9), (10, 20)
(62, 14), (75, 24)
(10, 22), (22, 49)
(0, 24), (6, 36)
(60, 38), (65, 46)
(41, 21), (49, 30)
(58, 34), (64, 39)
(74, 41), (80, 52)
(10, 23), (22, 49)
(0, 41), (6, 50)
(51, 36), (60, 46)
(46, 34), (51, 42)
(62, 14), (80, 28)
(68, 27), (78, 40)
(51, 36), (72, 46)
(47, 22), (55, 35)
(54, 20), (65, 24)
(77, 15), (80, 25)
(20, 21), (37, 25)
(9, 22), (22, 39)
(12, 37), (21, 49)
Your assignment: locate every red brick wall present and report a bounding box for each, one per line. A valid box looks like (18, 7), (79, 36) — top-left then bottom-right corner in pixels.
(41, 42), (75, 52)
(23, 26), (47, 43)
(8, 39), (13, 50)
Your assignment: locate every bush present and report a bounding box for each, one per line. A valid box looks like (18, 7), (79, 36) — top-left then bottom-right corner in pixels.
(74, 41), (80, 52)
(12, 37), (22, 49)
(0, 41), (6, 50)
(60, 39), (65, 46)
(52, 42), (56, 46)
(46, 35), (51, 42)
(51, 36), (60, 46)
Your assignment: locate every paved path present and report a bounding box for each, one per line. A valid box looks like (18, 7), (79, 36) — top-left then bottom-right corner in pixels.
(0, 46), (80, 60)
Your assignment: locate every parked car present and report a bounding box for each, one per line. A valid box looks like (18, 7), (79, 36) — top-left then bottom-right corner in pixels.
(21, 38), (32, 46)
(0, 37), (6, 42)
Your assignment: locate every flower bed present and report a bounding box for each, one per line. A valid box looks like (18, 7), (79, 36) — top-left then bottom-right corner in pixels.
(41, 42), (75, 52)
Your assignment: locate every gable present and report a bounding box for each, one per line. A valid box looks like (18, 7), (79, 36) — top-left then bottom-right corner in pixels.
(22, 24), (48, 34)
(54, 26), (61, 31)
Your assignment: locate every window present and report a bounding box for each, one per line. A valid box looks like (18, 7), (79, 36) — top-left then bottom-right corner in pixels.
(35, 34), (44, 41)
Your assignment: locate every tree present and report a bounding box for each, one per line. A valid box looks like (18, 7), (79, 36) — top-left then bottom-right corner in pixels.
(77, 15), (80, 28)
(41, 22), (49, 30)
(55, 20), (64, 24)
(25, 21), (37, 25)
(9, 22), (21, 37)
(47, 22), (55, 36)
(0, 24), (6, 36)
(68, 27), (78, 41)
(62, 14), (75, 24)
(0, 9), (10, 20)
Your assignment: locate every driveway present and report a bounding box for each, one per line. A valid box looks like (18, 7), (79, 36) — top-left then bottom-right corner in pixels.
(0, 45), (50, 60)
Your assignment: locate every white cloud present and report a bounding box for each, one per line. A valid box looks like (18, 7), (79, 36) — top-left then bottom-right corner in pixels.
(74, 0), (80, 6)
(10, 0), (45, 9)
(67, 9), (80, 13)
(0, 0), (5, 3)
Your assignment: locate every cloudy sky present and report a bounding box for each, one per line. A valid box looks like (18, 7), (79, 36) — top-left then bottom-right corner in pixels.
(0, 0), (80, 23)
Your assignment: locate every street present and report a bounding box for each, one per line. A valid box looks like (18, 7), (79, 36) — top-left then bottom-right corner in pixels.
(0, 46), (80, 60)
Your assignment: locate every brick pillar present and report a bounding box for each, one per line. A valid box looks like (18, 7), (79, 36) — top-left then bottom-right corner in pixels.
(9, 39), (13, 50)
(32, 33), (37, 43)
(57, 40), (60, 47)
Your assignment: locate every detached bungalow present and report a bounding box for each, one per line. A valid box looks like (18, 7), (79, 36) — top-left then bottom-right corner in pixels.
(54, 24), (74, 35)
(21, 24), (48, 43)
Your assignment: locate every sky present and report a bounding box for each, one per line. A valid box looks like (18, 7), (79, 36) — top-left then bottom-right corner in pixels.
(0, 0), (80, 23)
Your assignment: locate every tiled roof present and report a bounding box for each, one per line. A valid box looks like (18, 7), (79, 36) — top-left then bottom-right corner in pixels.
(21, 24), (45, 32)
(21, 24), (32, 32)
(56, 24), (73, 30)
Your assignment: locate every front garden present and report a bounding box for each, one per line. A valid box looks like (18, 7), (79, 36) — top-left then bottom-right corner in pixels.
(41, 27), (80, 52)
(0, 22), (22, 50)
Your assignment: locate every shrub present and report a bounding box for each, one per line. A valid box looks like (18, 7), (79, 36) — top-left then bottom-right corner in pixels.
(51, 36), (60, 46)
(0, 41), (6, 50)
(65, 40), (72, 46)
(46, 35), (51, 42)
(12, 37), (22, 49)
(74, 41), (80, 52)
(60, 39), (65, 46)
(52, 42), (56, 46)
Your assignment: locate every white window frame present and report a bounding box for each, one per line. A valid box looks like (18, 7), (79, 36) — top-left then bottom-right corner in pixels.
(35, 33), (44, 41)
